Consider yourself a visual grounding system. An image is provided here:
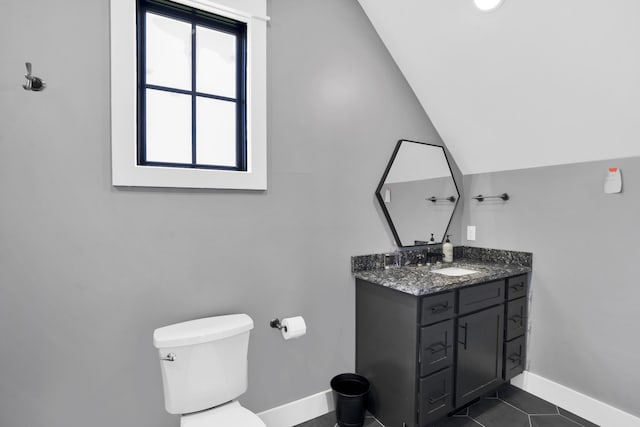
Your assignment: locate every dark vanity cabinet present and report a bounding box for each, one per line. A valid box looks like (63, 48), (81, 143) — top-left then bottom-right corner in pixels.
(356, 274), (528, 427)
(503, 275), (528, 380)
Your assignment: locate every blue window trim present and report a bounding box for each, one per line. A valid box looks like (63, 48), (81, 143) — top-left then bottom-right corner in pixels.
(136, 0), (248, 171)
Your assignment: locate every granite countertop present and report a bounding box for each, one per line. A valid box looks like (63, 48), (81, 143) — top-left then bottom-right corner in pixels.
(354, 260), (530, 296)
(352, 247), (532, 297)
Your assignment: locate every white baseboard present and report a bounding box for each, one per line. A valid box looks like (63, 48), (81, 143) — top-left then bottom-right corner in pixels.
(257, 389), (334, 427)
(511, 371), (640, 427)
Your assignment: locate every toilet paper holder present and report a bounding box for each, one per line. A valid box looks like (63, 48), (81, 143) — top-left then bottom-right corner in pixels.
(269, 318), (287, 332)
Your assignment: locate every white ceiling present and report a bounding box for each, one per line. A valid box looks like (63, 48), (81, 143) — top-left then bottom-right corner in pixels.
(358, 0), (640, 174)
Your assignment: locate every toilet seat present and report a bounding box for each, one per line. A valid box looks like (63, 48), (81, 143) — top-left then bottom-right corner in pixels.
(180, 401), (266, 427)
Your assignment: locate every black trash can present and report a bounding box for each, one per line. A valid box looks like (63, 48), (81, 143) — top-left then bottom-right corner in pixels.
(330, 373), (370, 427)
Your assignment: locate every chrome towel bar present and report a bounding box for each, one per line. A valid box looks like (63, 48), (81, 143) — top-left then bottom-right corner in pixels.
(427, 196), (456, 202)
(472, 193), (509, 202)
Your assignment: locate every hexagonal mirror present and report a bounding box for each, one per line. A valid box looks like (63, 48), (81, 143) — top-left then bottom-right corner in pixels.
(375, 140), (460, 248)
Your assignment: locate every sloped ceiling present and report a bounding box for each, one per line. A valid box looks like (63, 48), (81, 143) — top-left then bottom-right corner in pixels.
(358, 0), (640, 174)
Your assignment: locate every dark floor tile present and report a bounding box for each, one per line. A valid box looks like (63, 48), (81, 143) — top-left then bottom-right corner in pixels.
(293, 411), (336, 427)
(468, 398), (529, 427)
(294, 412), (381, 427)
(531, 414), (587, 427)
(498, 384), (558, 415)
(298, 389), (599, 427)
(362, 416), (382, 427)
(453, 406), (469, 416)
(558, 407), (601, 427)
(428, 415), (482, 427)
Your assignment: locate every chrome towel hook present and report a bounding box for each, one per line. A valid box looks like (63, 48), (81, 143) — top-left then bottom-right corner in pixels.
(22, 62), (46, 91)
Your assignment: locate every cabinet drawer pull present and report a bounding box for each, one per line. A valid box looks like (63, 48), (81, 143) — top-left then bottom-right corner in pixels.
(510, 283), (524, 291)
(428, 392), (450, 404)
(508, 354), (522, 363)
(430, 303), (451, 314)
(509, 314), (523, 323)
(458, 323), (468, 350)
(426, 342), (452, 354)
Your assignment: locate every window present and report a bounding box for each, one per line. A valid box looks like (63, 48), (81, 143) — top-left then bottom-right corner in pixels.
(138, 0), (247, 171)
(110, 0), (267, 189)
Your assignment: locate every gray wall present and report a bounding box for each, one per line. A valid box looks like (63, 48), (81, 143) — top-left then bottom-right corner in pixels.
(461, 157), (640, 417)
(0, 0), (454, 426)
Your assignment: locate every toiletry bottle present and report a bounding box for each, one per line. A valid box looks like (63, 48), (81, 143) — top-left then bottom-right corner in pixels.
(443, 235), (453, 263)
(428, 233), (436, 244)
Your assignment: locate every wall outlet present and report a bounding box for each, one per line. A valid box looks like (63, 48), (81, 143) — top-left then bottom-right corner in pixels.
(467, 225), (476, 241)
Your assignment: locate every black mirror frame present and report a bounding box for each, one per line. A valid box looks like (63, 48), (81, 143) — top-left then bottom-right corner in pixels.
(375, 139), (461, 248)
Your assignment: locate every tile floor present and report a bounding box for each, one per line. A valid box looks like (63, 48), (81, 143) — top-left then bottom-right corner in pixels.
(294, 384), (600, 427)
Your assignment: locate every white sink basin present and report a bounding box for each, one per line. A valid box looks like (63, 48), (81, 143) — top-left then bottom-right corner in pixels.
(431, 267), (479, 277)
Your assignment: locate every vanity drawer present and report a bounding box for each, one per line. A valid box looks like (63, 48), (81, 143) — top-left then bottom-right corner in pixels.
(458, 280), (505, 315)
(421, 292), (455, 325)
(507, 275), (528, 300)
(506, 297), (527, 341)
(503, 336), (526, 380)
(419, 367), (454, 426)
(420, 319), (455, 377)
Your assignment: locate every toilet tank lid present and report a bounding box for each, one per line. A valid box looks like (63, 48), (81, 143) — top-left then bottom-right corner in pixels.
(153, 314), (254, 348)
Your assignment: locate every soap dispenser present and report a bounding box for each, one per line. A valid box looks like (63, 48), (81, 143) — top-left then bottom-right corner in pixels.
(428, 233), (436, 245)
(443, 235), (453, 263)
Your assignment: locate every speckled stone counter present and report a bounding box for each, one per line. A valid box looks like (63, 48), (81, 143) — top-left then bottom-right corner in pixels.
(352, 247), (532, 296)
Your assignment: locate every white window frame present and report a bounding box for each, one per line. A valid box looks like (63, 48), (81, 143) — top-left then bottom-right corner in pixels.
(110, 0), (268, 190)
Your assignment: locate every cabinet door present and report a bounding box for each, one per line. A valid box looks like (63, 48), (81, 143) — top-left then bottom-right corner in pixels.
(421, 292), (455, 325)
(458, 280), (504, 315)
(420, 319), (455, 376)
(456, 304), (504, 407)
(504, 336), (526, 380)
(506, 297), (527, 341)
(507, 275), (528, 300)
(419, 367), (453, 426)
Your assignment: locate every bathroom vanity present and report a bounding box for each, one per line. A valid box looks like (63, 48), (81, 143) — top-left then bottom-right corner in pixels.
(363, 140), (531, 425)
(353, 248), (531, 427)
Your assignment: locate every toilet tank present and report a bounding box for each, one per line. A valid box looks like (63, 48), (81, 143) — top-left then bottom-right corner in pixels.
(153, 314), (254, 415)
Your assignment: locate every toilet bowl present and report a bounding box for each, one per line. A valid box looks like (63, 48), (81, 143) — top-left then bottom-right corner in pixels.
(154, 314), (266, 427)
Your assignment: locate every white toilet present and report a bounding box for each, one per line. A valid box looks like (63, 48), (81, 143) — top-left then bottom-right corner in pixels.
(153, 313), (266, 427)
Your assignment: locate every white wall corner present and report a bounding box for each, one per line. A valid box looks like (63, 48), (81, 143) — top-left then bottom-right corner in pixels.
(511, 371), (640, 427)
(257, 389), (334, 427)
